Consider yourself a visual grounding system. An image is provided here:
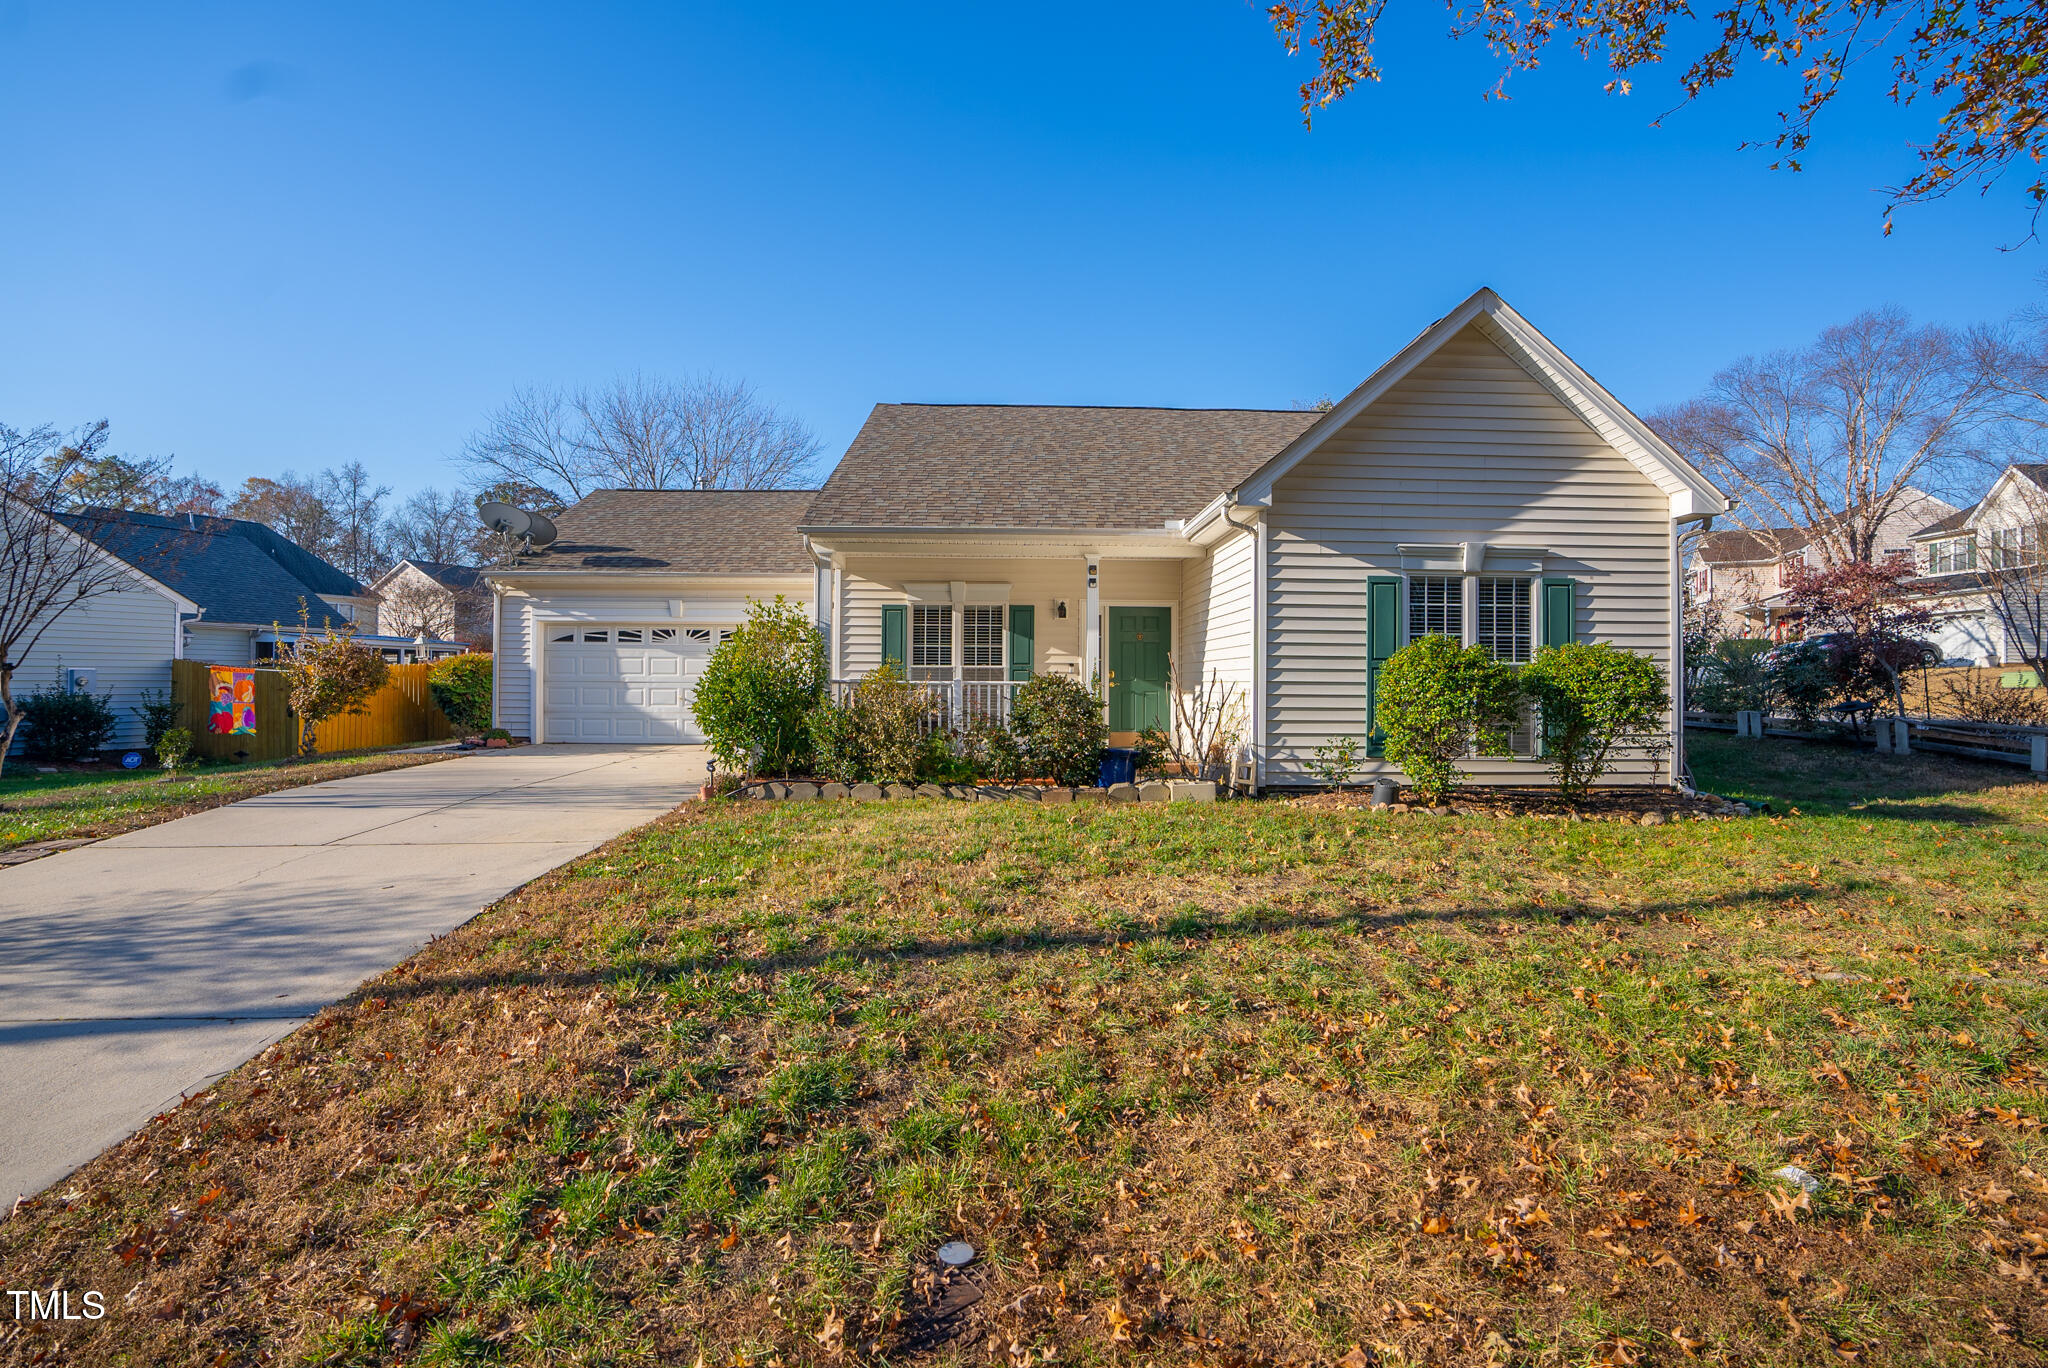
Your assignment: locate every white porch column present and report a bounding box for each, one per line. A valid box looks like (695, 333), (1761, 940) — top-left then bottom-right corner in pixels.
(1083, 557), (1101, 693)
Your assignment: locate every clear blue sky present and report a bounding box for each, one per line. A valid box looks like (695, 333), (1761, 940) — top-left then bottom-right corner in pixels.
(1, 1), (2038, 502)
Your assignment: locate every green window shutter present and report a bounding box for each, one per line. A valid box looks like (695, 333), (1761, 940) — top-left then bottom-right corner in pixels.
(1538, 578), (1577, 755)
(1365, 576), (1402, 758)
(1542, 578), (1577, 649)
(880, 604), (907, 671)
(1007, 604), (1035, 682)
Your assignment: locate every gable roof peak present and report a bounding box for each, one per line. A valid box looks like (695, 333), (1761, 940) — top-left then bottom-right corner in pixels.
(1230, 288), (1730, 519)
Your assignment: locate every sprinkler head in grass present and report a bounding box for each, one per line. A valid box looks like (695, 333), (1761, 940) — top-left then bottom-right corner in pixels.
(936, 1240), (974, 1268)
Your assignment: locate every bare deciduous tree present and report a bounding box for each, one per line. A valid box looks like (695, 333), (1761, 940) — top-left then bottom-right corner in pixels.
(316, 461), (391, 582)
(460, 373), (820, 502)
(376, 575), (458, 641)
(228, 473), (335, 553)
(1655, 309), (2010, 565)
(0, 422), (178, 776)
(382, 486), (471, 567)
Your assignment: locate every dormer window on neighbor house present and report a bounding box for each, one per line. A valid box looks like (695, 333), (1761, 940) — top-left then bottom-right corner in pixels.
(1927, 537), (1977, 574)
(1776, 550), (1806, 586)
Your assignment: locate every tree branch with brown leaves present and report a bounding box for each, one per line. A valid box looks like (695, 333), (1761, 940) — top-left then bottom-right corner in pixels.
(1268, 0), (2048, 232)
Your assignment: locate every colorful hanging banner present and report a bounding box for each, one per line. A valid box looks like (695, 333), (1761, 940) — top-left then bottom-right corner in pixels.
(208, 666), (257, 736)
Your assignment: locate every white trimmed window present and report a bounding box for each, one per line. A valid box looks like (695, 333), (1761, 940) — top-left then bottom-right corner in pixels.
(911, 604), (1006, 682)
(961, 605), (1005, 681)
(1476, 577), (1533, 664)
(911, 605), (953, 681)
(1988, 525), (2039, 570)
(1928, 537), (1978, 574)
(1408, 575), (1462, 640)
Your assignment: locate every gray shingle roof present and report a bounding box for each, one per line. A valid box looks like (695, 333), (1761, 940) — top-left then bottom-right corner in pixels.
(403, 559), (487, 592)
(800, 404), (1322, 530)
(1693, 527), (1807, 564)
(1911, 504), (1978, 539)
(61, 508), (358, 629)
(508, 489), (816, 574)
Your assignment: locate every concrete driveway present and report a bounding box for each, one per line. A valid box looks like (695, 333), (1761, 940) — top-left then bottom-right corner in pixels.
(0, 744), (705, 1203)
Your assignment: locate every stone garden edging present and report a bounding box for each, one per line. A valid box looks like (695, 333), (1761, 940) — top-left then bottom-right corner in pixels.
(725, 780), (1220, 804)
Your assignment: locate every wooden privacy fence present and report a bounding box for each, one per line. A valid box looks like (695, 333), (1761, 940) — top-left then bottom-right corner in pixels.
(171, 659), (454, 761)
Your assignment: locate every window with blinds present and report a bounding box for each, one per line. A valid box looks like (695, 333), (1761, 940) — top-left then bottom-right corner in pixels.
(1476, 577), (1533, 664)
(1408, 576), (1462, 640)
(911, 605), (952, 680)
(961, 605), (1005, 681)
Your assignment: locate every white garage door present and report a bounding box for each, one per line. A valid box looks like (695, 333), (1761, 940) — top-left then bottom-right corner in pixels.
(541, 625), (729, 743)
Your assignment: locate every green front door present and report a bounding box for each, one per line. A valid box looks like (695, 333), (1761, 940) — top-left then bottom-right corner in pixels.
(1107, 606), (1171, 733)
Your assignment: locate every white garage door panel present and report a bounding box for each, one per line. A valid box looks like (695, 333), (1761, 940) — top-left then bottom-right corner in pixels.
(541, 625), (728, 744)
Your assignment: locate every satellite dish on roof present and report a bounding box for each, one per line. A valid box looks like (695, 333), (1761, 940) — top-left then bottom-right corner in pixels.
(525, 511), (558, 547)
(478, 501), (531, 537)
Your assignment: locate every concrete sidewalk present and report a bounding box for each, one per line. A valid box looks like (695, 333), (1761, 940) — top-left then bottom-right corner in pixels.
(0, 744), (705, 1203)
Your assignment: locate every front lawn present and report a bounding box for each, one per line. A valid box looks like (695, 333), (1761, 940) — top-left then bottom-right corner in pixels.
(0, 748), (452, 851)
(3, 736), (2045, 1366)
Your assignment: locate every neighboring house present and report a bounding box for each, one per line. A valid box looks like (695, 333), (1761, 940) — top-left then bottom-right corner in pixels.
(487, 289), (1732, 788)
(65, 509), (461, 665)
(6, 509), (470, 757)
(1686, 488), (1959, 640)
(3, 511), (199, 753)
(368, 559), (490, 649)
(1903, 463), (2048, 667)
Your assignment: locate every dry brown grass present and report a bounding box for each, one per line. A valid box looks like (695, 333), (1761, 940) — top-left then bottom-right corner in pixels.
(1, 735), (2045, 1367)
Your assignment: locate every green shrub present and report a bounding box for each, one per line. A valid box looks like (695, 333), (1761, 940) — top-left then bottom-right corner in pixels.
(1690, 639), (1774, 714)
(130, 688), (180, 749)
(964, 713), (1027, 783)
(1132, 726), (1170, 778)
(804, 665), (933, 785)
(806, 698), (866, 784)
(156, 726), (193, 773)
(17, 686), (119, 762)
(1308, 735), (1362, 788)
(918, 735), (977, 784)
(427, 653), (494, 734)
(689, 597), (827, 776)
(1008, 673), (1107, 786)
(1771, 641), (1839, 729)
(1520, 641), (1670, 800)
(1374, 635), (1521, 805)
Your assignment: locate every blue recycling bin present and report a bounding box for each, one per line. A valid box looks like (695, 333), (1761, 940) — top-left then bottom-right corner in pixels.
(1097, 747), (1139, 788)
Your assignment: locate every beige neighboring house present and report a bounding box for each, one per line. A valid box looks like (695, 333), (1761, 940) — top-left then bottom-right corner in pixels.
(368, 559), (490, 652)
(1686, 488), (1960, 640)
(486, 290), (1732, 789)
(1904, 463), (2048, 667)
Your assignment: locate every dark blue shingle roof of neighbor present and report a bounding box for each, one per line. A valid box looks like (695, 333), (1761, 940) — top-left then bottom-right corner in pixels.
(60, 508), (364, 630)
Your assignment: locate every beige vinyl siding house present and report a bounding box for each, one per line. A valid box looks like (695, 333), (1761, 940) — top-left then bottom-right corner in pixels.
(5, 573), (192, 754)
(490, 289), (1730, 790)
(1258, 324), (1675, 783)
(1178, 527), (1257, 717)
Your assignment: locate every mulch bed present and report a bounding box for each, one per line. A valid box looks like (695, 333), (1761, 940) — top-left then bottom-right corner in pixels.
(1286, 785), (1755, 822)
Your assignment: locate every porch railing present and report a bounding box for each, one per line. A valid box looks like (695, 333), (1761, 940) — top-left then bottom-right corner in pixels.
(827, 678), (1026, 736)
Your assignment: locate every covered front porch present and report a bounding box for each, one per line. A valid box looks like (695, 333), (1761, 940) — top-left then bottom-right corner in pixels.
(807, 536), (1195, 742)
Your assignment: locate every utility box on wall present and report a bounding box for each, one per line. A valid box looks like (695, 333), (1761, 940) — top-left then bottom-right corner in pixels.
(65, 667), (96, 693)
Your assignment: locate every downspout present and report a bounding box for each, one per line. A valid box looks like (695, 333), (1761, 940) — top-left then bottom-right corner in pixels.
(803, 536), (838, 679)
(1222, 494), (1262, 793)
(1672, 506), (1721, 790)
